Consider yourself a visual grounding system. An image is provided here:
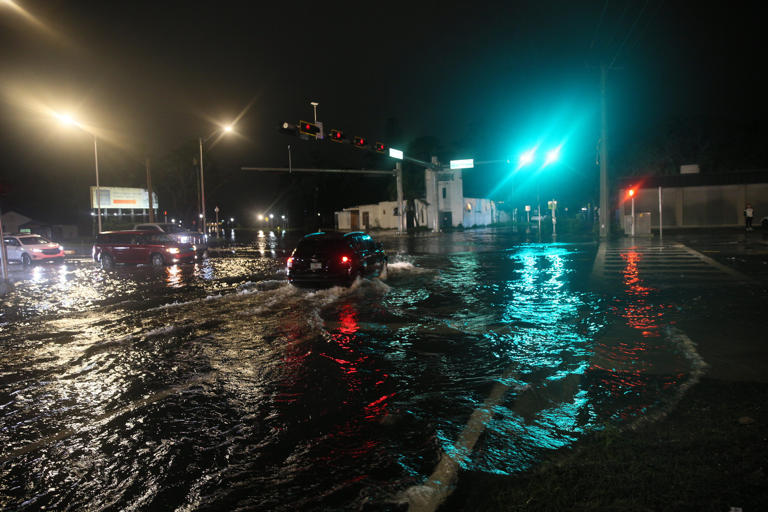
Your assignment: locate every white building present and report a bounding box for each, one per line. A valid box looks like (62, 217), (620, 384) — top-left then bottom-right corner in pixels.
(334, 168), (505, 231)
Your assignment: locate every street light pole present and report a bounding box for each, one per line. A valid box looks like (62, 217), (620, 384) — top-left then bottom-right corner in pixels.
(310, 101), (319, 123)
(198, 136), (206, 236)
(94, 136), (102, 233)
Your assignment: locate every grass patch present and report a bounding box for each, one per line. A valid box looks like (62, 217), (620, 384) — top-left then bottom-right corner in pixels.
(444, 378), (768, 511)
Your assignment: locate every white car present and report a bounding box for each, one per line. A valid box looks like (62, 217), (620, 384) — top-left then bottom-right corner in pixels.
(2, 234), (66, 265)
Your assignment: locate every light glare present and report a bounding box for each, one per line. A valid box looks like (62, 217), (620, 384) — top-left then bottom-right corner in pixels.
(544, 146), (561, 167)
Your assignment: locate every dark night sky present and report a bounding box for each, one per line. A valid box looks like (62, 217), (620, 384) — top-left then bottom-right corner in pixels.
(1, 1), (766, 226)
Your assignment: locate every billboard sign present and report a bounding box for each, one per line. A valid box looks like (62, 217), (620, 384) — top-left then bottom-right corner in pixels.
(89, 186), (158, 210)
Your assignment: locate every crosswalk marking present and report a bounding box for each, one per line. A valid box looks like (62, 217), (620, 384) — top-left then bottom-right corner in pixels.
(591, 241), (749, 287)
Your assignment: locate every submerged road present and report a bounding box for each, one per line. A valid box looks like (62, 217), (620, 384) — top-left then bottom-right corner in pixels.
(0, 229), (761, 510)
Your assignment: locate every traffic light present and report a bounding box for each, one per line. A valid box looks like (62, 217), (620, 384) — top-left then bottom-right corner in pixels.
(628, 188), (636, 198)
(518, 148), (536, 169)
(543, 145), (561, 167)
(374, 142), (387, 153)
(298, 120), (320, 138)
(352, 136), (368, 148)
(329, 129), (346, 142)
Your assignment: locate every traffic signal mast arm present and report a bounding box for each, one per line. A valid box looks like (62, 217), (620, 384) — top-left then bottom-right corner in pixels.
(280, 119), (438, 169)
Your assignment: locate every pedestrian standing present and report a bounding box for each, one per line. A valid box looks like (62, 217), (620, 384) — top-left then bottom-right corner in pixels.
(744, 203), (754, 231)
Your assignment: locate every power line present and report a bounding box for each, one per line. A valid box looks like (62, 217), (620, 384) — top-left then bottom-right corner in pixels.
(609, 0), (650, 69)
(589, 0), (611, 49)
(621, 0), (666, 61)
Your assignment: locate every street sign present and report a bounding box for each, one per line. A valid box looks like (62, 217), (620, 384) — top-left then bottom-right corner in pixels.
(450, 159), (474, 169)
(548, 200), (557, 210)
(389, 148), (403, 160)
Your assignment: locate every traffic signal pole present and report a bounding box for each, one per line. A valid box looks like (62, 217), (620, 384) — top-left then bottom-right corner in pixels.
(396, 162), (404, 233)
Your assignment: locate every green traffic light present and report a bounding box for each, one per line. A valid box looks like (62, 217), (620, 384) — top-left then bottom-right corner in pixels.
(543, 145), (561, 167)
(518, 148), (536, 169)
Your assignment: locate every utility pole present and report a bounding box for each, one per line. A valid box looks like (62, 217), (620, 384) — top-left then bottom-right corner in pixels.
(599, 63), (609, 238)
(0, 203), (8, 282)
(199, 137), (206, 235)
(396, 162), (404, 234)
(146, 157), (155, 222)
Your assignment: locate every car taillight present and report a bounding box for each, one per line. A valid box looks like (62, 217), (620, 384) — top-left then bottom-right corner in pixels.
(341, 255), (350, 264)
(287, 257), (293, 268)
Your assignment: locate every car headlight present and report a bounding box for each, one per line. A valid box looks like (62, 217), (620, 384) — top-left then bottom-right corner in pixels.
(192, 245), (197, 252)
(166, 247), (180, 254)
(31, 248), (43, 253)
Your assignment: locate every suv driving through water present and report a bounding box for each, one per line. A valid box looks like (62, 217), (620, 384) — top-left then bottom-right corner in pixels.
(286, 231), (387, 287)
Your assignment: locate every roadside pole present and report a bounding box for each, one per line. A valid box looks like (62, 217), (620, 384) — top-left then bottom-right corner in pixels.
(599, 64), (609, 238)
(396, 162), (404, 234)
(551, 199), (557, 235)
(146, 157), (155, 222)
(658, 186), (663, 241)
(0, 204), (7, 282)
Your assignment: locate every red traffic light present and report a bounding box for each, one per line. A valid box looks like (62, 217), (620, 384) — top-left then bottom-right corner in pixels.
(628, 188), (636, 197)
(329, 129), (345, 142)
(352, 136), (367, 147)
(374, 142), (386, 153)
(298, 120), (320, 137)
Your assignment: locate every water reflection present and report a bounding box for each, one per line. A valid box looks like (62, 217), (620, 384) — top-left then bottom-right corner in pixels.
(589, 246), (684, 424)
(410, 243), (692, 481)
(618, 249), (666, 337)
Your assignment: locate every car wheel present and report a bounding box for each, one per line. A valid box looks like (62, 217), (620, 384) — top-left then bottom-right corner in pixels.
(21, 253), (32, 266)
(151, 253), (165, 266)
(100, 253), (114, 270)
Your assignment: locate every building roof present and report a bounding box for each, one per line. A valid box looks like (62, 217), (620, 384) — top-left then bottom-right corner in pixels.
(617, 169), (768, 189)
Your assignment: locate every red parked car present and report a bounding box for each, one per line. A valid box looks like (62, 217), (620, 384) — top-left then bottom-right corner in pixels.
(92, 230), (196, 269)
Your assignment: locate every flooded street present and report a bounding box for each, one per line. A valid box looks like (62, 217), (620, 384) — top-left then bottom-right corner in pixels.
(0, 230), (726, 510)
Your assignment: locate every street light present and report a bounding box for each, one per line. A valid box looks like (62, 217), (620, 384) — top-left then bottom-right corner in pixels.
(199, 123), (235, 237)
(55, 112), (102, 232)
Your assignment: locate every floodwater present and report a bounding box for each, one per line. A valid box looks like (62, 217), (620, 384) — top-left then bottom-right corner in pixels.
(1, 230), (706, 510)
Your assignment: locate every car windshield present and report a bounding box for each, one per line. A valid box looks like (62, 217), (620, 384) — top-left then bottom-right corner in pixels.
(295, 238), (348, 256)
(19, 237), (51, 245)
(145, 234), (177, 244)
(158, 224), (185, 234)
